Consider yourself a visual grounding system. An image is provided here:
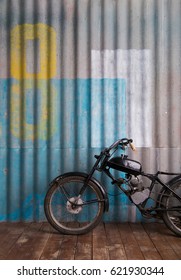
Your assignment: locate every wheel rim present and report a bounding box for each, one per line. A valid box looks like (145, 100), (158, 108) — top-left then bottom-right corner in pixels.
(166, 183), (181, 232)
(48, 178), (103, 232)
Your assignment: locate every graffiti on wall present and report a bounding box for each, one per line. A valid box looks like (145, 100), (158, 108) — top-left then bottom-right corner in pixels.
(0, 23), (152, 147)
(0, 23), (128, 148)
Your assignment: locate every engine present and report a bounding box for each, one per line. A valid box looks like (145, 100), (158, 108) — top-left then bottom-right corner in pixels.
(129, 176), (144, 191)
(128, 176), (150, 205)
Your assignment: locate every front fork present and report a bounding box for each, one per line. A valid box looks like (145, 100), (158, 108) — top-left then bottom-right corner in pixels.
(79, 153), (106, 196)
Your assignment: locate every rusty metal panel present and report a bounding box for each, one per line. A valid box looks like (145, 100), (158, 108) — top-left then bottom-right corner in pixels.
(0, 0), (181, 222)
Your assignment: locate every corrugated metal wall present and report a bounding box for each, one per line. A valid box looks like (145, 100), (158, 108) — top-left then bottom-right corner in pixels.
(0, 0), (181, 222)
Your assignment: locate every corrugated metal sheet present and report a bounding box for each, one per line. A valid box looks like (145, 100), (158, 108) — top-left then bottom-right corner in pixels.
(0, 0), (181, 222)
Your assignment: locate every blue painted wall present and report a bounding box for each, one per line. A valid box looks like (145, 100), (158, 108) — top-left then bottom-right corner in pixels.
(0, 78), (127, 221)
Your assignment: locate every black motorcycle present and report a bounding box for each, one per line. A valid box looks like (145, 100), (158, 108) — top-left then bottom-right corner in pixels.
(44, 138), (181, 236)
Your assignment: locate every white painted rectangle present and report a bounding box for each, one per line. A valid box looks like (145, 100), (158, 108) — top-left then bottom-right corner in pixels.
(91, 49), (153, 147)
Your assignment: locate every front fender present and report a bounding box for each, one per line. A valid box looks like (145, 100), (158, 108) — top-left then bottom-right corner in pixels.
(49, 172), (109, 212)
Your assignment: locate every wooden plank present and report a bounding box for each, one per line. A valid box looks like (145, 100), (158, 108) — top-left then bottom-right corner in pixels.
(1, 222), (181, 260)
(157, 223), (181, 259)
(117, 223), (144, 260)
(130, 223), (162, 260)
(40, 225), (64, 260)
(0, 223), (29, 259)
(6, 223), (50, 260)
(92, 223), (109, 260)
(143, 223), (179, 260)
(105, 223), (127, 260)
(0, 222), (10, 234)
(74, 231), (92, 260)
(0, 222), (29, 237)
(57, 235), (78, 260)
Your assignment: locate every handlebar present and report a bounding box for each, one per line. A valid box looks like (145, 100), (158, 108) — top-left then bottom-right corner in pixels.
(106, 138), (136, 153)
(94, 138), (136, 170)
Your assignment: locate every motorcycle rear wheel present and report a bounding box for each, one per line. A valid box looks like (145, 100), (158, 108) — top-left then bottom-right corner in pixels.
(161, 179), (181, 236)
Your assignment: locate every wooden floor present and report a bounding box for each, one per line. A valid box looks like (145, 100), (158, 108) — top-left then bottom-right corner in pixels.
(0, 222), (181, 260)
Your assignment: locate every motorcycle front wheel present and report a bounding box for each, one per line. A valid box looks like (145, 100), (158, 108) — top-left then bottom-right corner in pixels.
(44, 174), (105, 235)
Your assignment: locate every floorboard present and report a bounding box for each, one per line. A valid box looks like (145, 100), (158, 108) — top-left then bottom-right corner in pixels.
(0, 222), (181, 260)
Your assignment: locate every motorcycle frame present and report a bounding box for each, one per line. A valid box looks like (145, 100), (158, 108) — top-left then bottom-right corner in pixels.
(79, 147), (181, 218)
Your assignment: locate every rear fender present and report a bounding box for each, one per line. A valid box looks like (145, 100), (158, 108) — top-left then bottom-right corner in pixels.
(49, 172), (109, 212)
